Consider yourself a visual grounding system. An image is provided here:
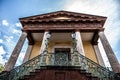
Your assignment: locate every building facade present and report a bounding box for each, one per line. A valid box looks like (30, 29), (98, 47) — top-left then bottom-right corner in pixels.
(1, 11), (120, 80)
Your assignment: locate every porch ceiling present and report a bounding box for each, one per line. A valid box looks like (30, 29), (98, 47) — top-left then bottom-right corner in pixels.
(31, 32), (94, 42)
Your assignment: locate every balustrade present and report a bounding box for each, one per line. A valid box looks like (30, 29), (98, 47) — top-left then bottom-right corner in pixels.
(0, 52), (120, 80)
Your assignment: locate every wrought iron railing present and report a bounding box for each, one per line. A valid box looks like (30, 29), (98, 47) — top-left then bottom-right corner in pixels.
(0, 52), (120, 80)
(0, 54), (41, 80)
(71, 52), (120, 80)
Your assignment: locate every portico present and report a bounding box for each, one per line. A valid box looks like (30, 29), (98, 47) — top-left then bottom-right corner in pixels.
(4, 11), (120, 75)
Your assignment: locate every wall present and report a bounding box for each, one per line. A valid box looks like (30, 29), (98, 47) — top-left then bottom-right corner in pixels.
(28, 41), (98, 64)
(83, 41), (98, 63)
(29, 41), (41, 59)
(28, 41), (72, 59)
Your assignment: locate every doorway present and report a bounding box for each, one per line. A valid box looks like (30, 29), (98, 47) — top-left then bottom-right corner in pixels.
(54, 48), (71, 66)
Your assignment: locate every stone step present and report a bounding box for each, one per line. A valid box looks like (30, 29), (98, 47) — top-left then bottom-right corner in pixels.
(20, 68), (100, 80)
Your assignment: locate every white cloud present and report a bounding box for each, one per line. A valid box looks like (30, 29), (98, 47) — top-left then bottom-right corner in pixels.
(16, 52), (25, 66)
(15, 22), (22, 27)
(0, 46), (6, 54)
(12, 23), (22, 34)
(19, 52), (25, 59)
(0, 46), (7, 65)
(105, 26), (120, 48)
(0, 56), (7, 65)
(64, 0), (117, 16)
(2, 20), (9, 26)
(13, 29), (21, 34)
(4, 35), (13, 43)
(0, 39), (3, 43)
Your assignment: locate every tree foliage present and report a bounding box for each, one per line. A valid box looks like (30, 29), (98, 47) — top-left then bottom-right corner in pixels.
(0, 64), (4, 73)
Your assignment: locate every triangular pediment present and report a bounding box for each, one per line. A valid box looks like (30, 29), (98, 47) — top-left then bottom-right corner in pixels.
(20, 11), (107, 22)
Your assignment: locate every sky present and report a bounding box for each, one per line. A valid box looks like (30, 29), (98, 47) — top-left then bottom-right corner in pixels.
(0, 0), (120, 67)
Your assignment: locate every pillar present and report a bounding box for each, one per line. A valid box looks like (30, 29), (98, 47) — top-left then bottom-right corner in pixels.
(23, 45), (33, 63)
(99, 31), (120, 73)
(5, 32), (27, 71)
(40, 31), (51, 54)
(39, 31), (51, 65)
(93, 45), (105, 67)
(75, 31), (85, 55)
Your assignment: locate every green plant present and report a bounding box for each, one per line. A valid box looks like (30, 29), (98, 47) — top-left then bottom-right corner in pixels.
(0, 64), (4, 73)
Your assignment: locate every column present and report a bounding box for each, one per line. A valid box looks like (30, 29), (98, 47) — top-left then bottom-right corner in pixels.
(5, 32), (27, 71)
(39, 31), (51, 65)
(22, 45), (33, 63)
(39, 31), (51, 54)
(99, 31), (120, 73)
(93, 45), (105, 67)
(75, 31), (85, 55)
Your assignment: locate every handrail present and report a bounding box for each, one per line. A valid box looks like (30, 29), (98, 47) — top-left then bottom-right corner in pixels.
(0, 54), (41, 80)
(73, 52), (120, 80)
(0, 52), (120, 80)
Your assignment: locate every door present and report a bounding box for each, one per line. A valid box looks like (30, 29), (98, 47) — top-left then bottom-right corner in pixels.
(54, 48), (70, 66)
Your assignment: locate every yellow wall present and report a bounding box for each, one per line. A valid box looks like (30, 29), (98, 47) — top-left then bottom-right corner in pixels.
(83, 41), (98, 63)
(29, 41), (41, 60)
(29, 41), (72, 59)
(29, 40), (98, 64)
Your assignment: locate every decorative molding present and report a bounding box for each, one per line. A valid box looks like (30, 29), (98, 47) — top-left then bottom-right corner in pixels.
(20, 11), (107, 27)
(20, 11), (106, 21)
(23, 23), (103, 31)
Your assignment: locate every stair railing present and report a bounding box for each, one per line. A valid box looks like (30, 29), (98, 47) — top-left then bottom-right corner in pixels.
(0, 54), (42, 80)
(0, 52), (120, 80)
(73, 52), (120, 80)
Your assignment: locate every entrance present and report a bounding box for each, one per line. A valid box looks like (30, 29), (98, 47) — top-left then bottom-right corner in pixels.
(54, 48), (71, 66)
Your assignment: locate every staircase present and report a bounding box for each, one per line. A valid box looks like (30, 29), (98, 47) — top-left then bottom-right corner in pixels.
(19, 66), (99, 80)
(0, 52), (120, 80)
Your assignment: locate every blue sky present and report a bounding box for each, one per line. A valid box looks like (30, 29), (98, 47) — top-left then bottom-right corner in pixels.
(0, 0), (120, 67)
